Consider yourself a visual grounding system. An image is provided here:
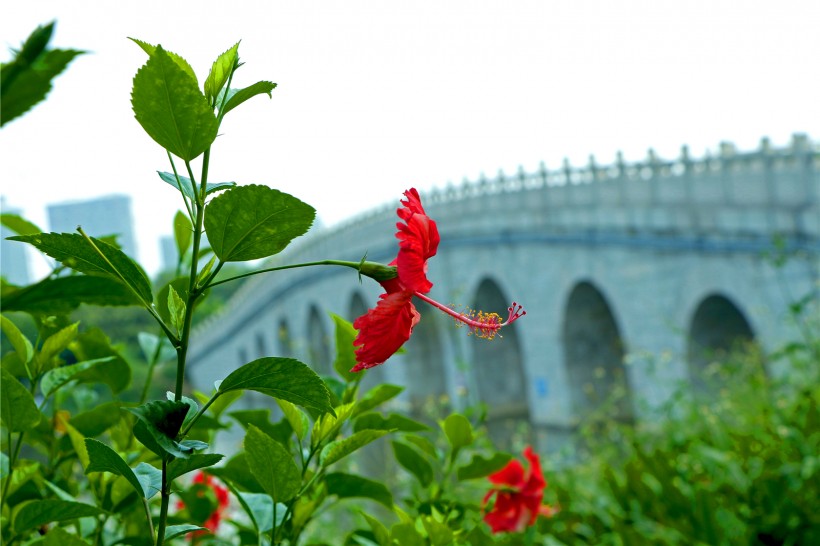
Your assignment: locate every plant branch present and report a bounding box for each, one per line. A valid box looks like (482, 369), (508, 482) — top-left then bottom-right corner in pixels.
(204, 259), (365, 290)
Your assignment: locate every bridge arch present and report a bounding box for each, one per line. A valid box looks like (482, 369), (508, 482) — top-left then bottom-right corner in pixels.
(403, 310), (448, 417)
(686, 293), (758, 389)
(277, 319), (293, 358)
(307, 304), (332, 376)
(562, 280), (633, 422)
(470, 276), (530, 447)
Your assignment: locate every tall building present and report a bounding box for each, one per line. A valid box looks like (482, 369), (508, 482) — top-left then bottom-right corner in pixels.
(0, 197), (32, 285)
(47, 195), (138, 260)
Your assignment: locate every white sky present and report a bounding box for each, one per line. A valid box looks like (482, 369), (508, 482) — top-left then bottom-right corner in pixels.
(2, 1), (819, 277)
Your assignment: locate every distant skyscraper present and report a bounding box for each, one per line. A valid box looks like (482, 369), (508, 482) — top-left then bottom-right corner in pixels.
(0, 197), (32, 285)
(159, 235), (177, 273)
(47, 195), (138, 260)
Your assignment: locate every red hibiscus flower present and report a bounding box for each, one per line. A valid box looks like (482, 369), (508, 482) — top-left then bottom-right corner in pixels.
(175, 471), (230, 536)
(482, 446), (556, 534)
(351, 188), (525, 371)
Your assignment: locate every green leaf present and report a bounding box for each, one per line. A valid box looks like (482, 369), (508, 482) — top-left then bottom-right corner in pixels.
(361, 512), (390, 546)
(166, 285), (186, 333)
(422, 515), (454, 546)
(13, 499), (104, 533)
(229, 408), (292, 446)
(205, 41), (240, 104)
(277, 399), (309, 441)
(1, 213), (42, 236)
(167, 453), (224, 482)
(1, 276), (141, 314)
(320, 430), (389, 467)
(244, 425), (300, 503)
(390, 522), (426, 546)
(221, 81), (277, 116)
(456, 452), (513, 481)
(164, 525), (208, 541)
(165, 391), (199, 432)
(157, 171), (236, 201)
(127, 400), (192, 459)
(41, 526), (93, 546)
(352, 384), (404, 417)
(69, 328), (131, 394)
(131, 45), (218, 160)
(1, 23), (84, 127)
(232, 491), (285, 534)
(134, 462), (162, 499)
(69, 402), (122, 437)
(40, 357), (114, 398)
(207, 452), (263, 493)
(128, 38), (198, 84)
(84, 439), (147, 498)
(353, 412), (429, 433)
(392, 441), (434, 487)
(137, 332), (176, 363)
(218, 357), (334, 416)
(204, 185), (315, 262)
(0, 314), (34, 371)
(0, 368), (41, 432)
(35, 321), (78, 374)
(325, 472), (393, 508)
(173, 210), (192, 259)
(8, 233), (153, 304)
(331, 313), (359, 381)
(442, 413), (474, 452)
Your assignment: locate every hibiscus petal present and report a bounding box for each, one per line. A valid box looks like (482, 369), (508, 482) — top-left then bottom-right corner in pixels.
(488, 458), (526, 488)
(396, 211), (439, 293)
(352, 291), (419, 371)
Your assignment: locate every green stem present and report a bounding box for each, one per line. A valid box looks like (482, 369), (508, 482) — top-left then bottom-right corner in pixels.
(204, 259), (366, 290)
(155, 459), (170, 546)
(179, 392), (219, 438)
(167, 150), (194, 222)
(142, 497), (156, 540)
(1, 431), (24, 506)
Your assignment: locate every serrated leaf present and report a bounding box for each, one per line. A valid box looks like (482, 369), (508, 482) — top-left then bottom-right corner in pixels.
(1, 275), (141, 314)
(128, 38), (198, 84)
(325, 472), (393, 507)
(1, 213), (42, 235)
(229, 408), (292, 446)
(218, 357), (334, 416)
(353, 412), (429, 433)
(204, 185), (315, 262)
(221, 81), (277, 116)
(69, 402), (122, 437)
(164, 524), (208, 541)
(392, 441), (434, 487)
(196, 255), (217, 286)
(320, 430), (389, 467)
(8, 233), (153, 304)
(167, 453), (224, 482)
(127, 400), (192, 459)
(233, 491), (285, 533)
(0, 314), (33, 370)
(331, 313), (359, 381)
(167, 284), (186, 333)
(1, 44), (84, 127)
(244, 425), (300, 503)
(173, 210), (192, 259)
(131, 45), (217, 160)
(205, 42), (240, 104)
(352, 384), (404, 417)
(1, 368), (41, 432)
(40, 357), (114, 398)
(456, 452), (513, 481)
(13, 499), (104, 533)
(166, 391), (198, 432)
(157, 171), (236, 201)
(84, 439), (146, 498)
(361, 512), (390, 546)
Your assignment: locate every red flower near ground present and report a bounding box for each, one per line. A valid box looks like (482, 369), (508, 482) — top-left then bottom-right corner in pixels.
(175, 471), (230, 536)
(482, 446), (555, 534)
(351, 188), (525, 371)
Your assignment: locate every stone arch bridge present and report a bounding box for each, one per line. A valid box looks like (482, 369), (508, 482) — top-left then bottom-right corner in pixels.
(189, 135), (819, 454)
